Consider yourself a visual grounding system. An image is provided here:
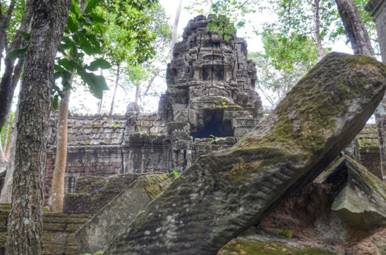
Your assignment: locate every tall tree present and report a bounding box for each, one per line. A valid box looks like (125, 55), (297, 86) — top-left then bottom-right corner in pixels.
(50, 0), (163, 212)
(50, 89), (71, 212)
(106, 2), (171, 114)
(6, 0), (70, 254)
(171, 0), (183, 50)
(335, 0), (374, 56)
(0, 109), (18, 203)
(312, 0), (326, 58)
(109, 64), (121, 116)
(0, 0), (33, 132)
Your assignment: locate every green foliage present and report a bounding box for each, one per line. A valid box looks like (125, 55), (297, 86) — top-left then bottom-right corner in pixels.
(102, 0), (161, 65)
(5, 0), (26, 46)
(209, 135), (218, 144)
(54, 0), (162, 102)
(0, 113), (14, 147)
(126, 65), (149, 87)
(82, 251), (104, 255)
(266, 0), (377, 50)
(7, 48), (27, 60)
(170, 168), (181, 178)
(208, 15), (236, 42)
(186, 0), (256, 40)
(262, 30), (318, 72)
(249, 51), (311, 108)
(55, 0), (111, 99)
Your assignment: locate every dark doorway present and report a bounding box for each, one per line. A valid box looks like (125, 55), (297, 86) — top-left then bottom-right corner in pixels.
(192, 109), (234, 138)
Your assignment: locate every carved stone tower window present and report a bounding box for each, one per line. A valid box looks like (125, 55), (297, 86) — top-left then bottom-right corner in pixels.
(202, 65), (224, 81)
(65, 175), (77, 193)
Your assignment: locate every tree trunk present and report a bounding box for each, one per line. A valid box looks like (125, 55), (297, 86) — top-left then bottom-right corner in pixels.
(50, 89), (71, 212)
(0, 0), (33, 132)
(313, 0), (326, 58)
(98, 69), (104, 114)
(135, 85), (141, 105)
(171, 0), (183, 51)
(0, 106), (18, 204)
(109, 64), (120, 116)
(0, 0), (16, 67)
(6, 0), (70, 254)
(4, 113), (15, 159)
(335, 0), (374, 56)
(0, 141), (5, 162)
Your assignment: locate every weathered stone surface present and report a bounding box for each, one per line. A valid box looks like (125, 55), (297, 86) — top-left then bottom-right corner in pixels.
(354, 124), (383, 179)
(105, 53), (386, 255)
(0, 171), (4, 195)
(348, 226), (386, 255)
(218, 237), (335, 255)
(328, 156), (386, 229)
(366, 0), (386, 61)
(251, 155), (386, 254)
(63, 174), (138, 214)
(0, 204), (89, 255)
(76, 174), (175, 253)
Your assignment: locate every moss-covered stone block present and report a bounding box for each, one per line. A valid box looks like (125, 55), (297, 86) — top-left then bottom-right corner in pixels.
(330, 156), (386, 229)
(105, 53), (386, 254)
(219, 239), (336, 255)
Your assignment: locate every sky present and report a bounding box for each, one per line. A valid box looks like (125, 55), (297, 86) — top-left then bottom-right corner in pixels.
(69, 0), (354, 115)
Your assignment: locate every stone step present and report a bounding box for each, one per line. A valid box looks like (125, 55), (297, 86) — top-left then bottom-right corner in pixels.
(0, 205), (90, 255)
(0, 204), (11, 211)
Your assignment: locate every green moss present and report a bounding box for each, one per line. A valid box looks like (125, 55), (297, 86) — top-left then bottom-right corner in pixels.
(0, 233), (6, 247)
(219, 239), (336, 255)
(141, 174), (175, 199)
(91, 123), (102, 129)
(279, 229), (294, 239)
(345, 156), (386, 200)
(357, 137), (379, 151)
(222, 53), (386, 184)
(112, 122), (122, 129)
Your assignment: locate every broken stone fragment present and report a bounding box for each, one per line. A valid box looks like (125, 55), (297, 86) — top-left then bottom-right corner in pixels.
(105, 53), (386, 255)
(322, 156), (386, 230)
(76, 174), (174, 253)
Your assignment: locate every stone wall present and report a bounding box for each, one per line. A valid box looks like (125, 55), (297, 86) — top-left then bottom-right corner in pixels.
(367, 0), (386, 61)
(44, 113), (171, 202)
(63, 174), (139, 214)
(75, 173), (175, 253)
(355, 124), (384, 179)
(0, 204), (90, 255)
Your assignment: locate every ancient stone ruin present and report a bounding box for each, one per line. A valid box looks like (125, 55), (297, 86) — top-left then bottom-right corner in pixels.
(104, 52), (386, 255)
(2, 13), (386, 255)
(43, 15), (262, 202)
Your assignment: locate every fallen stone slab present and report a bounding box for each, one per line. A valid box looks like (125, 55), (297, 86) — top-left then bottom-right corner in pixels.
(76, 174), (175, 253)
(225, 156), (386, 255)
(327, 156), (386, 230)
(105, 53), (386, 255)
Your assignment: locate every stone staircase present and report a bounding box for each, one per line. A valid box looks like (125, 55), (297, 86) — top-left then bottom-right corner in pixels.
(0, 203), (90, 255)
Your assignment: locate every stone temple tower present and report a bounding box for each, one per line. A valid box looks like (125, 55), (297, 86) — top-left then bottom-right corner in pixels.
(158, 15), (263, 170)
(159, 15), (262, 141)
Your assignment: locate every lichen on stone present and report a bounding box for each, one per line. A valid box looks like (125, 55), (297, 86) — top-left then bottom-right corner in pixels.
(218, 239), (336, 255)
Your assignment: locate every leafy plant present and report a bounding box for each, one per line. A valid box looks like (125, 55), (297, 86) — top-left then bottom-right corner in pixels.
(171, 168), (181, 178)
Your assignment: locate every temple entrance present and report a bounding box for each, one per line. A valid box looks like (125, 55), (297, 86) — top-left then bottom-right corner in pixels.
(192, 109), (234, 138)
